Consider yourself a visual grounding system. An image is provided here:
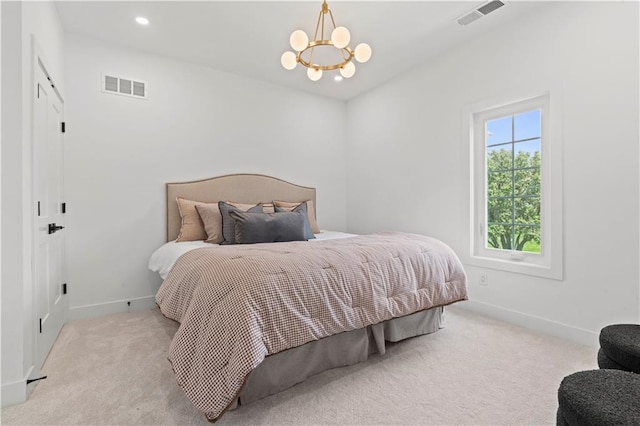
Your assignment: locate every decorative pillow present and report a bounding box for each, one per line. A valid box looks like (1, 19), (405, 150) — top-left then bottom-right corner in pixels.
(176, 197), (208, 242)
(218, 201), (263, 244)
(274, 202), (315, 240)
(230, 210), (306, 244)
(195, 203), (225, 244)
(273, 200), (320, 234)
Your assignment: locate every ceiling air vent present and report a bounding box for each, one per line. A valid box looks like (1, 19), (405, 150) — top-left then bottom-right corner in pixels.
(102, 74), (147, 99)
(456, 0), (507, 26)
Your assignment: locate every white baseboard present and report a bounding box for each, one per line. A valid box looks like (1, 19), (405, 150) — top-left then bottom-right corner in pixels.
(1, 365), (33, 408)
(68, 296), (157, 321)
(2, 378), (25, 407)
(452, 299), (599, 348)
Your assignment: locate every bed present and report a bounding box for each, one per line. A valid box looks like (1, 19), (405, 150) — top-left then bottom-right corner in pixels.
(150, 173), (468, 422)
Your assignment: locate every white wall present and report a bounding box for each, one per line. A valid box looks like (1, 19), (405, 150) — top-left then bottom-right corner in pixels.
(63, 34), (347, 319)
(1, 1), (65, 406)
(346, 2), (639, 345)
(0, 0), (23, 406)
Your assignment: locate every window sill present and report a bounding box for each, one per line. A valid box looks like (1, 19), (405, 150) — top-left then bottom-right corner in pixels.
(464, 254), (563, 280)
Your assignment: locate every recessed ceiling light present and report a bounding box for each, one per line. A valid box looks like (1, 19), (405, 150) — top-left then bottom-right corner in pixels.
(334, 75), (343, 82)
(135, 17), (149, 26)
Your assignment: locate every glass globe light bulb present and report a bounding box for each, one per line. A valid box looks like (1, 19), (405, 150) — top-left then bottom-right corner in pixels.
(281, 51), (298, 70)
(331, 26), (351, 49)
(340, 61), (355, 78)
(307, 68), (323, 81)
(290, 30), (309, 52)
(354, 43), (372, 63)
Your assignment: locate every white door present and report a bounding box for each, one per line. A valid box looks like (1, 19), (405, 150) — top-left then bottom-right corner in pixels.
(33, 58), (67, 369)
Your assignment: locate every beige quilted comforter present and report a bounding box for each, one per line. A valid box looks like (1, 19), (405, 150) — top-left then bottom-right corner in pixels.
(156, 232), (468, 421)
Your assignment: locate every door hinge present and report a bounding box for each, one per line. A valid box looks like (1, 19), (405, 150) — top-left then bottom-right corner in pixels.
(61, 202), (66, 214)
(37, 201), (41, 217)
(62, 283), (67, 295)
(37, 84), (40, 99)
(61, 122), (66, 133)
(39, 318), (42, 333)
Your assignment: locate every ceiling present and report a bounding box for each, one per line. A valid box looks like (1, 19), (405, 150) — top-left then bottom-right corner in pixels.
(55, 1), (544, 101)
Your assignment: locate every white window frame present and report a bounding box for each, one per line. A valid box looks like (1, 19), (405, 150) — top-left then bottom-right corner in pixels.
(463, 91), (563, 280)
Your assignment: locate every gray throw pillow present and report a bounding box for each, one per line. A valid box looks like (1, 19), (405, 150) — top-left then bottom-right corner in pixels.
(274, 201), (316, 240)
(218, 201), (263, 245)
(230, 211), (306, 244)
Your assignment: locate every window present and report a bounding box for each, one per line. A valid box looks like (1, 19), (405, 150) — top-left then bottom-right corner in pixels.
(485, 109), (541, 254)
(467, 93), (562, 279)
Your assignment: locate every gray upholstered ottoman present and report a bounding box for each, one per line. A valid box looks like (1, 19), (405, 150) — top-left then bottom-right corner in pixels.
(557, 369), (640, 425)
(599, 324), (640, 374)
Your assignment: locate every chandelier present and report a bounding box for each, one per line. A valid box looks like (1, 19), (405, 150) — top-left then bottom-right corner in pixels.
(280, 0), (372, 81)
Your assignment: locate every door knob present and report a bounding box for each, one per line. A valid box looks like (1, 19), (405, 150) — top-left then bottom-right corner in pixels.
(48, 223), (65, 234)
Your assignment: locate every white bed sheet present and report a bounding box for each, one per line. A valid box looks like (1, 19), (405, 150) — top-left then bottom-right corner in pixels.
(310, 230), (356, 241)
(148, 230), (357, 280)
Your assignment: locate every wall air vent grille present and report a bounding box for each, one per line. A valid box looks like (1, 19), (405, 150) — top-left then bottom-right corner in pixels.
(456, 0), (507, 26)
(102, 74), (147, 99)
(104, 75), (118, 92)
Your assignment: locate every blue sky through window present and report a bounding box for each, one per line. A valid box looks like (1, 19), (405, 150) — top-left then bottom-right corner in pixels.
(486, 109), (541, 155)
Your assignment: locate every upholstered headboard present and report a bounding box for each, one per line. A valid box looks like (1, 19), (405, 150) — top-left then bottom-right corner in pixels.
(166, 174), (317, 242)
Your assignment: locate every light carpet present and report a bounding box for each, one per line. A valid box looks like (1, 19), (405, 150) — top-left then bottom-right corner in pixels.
(1, 306), (596, 425)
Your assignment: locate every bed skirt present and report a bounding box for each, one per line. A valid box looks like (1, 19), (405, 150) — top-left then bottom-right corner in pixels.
(233, 306), (445, 407)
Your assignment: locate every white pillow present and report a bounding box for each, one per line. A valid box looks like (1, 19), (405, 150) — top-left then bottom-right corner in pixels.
(148, 240), (212, 280)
